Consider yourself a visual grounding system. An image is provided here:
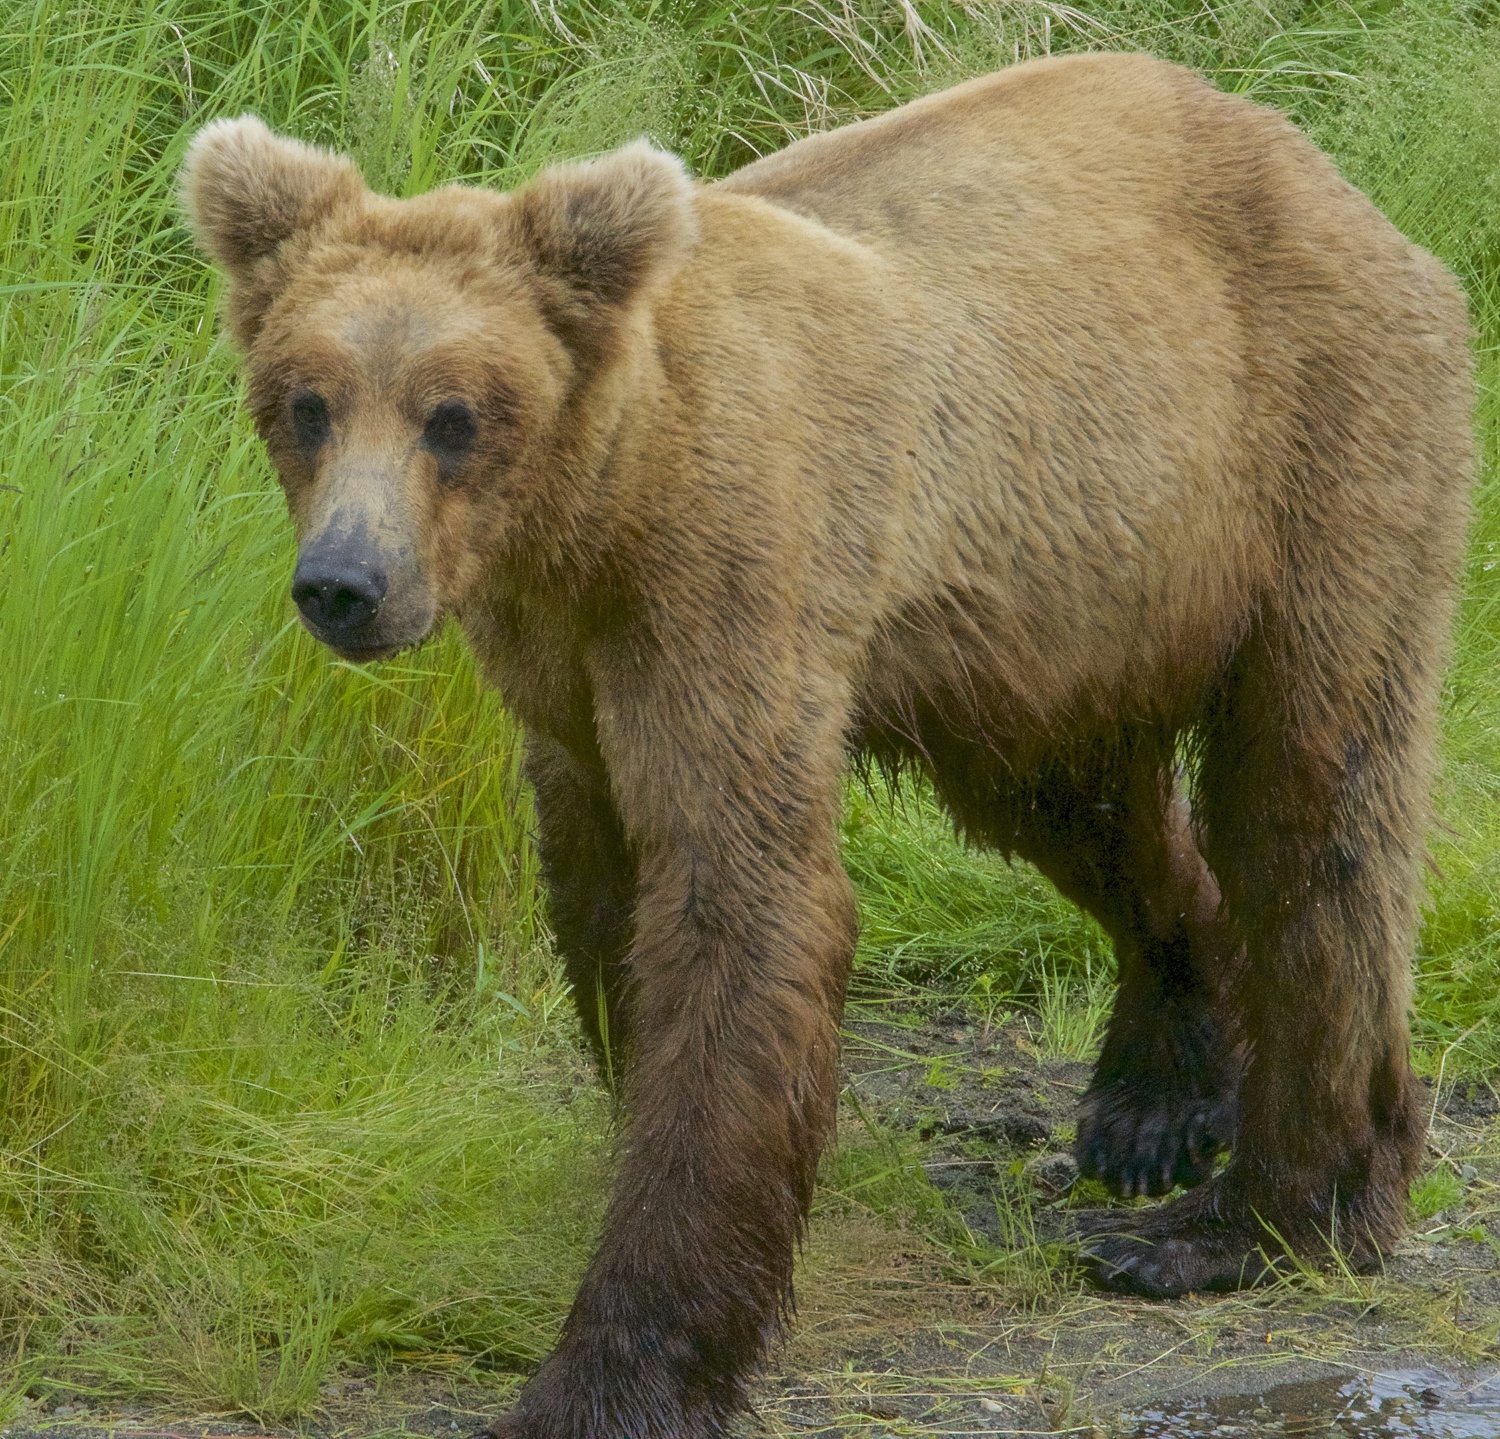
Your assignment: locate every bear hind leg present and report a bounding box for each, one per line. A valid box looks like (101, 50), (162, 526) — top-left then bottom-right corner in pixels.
(937, 737), (1244, 1199)
(1079, 621), (1436, 1297)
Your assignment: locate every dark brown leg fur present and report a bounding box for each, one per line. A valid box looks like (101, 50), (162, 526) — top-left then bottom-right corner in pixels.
(526, 733), (638, 1080)
(1077, 621), (1433, 1297)
(1013, 753), (1243, 1199)
(497, 685), (859, 1438)
(934, 734), (1243, 1200)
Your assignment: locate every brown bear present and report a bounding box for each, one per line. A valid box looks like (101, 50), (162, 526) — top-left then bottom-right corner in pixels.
(181, 51), (1473, 1439)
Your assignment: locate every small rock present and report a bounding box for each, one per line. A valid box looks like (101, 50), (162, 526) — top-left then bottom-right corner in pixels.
(1003, 1112), (1052, 1147)
(1026, 1150), (1079, 1196)
(1461, 1164), (1479, 1183)
(979, 1397), (1005, 1413)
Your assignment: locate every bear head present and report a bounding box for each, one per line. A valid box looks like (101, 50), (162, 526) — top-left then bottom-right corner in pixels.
(180, 117), (698, 660)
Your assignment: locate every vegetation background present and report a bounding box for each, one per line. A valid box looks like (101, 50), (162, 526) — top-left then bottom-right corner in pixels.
(3, 0), (1500, 1418)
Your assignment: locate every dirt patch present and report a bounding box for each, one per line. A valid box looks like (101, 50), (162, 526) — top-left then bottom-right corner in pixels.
(841, 999), (1091, 1222)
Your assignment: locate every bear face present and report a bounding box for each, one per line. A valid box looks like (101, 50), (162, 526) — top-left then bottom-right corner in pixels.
(181, 117), (697, 658)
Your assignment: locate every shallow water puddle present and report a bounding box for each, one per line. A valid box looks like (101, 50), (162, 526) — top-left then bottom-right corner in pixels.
(1125, 1369), (1500, 1437)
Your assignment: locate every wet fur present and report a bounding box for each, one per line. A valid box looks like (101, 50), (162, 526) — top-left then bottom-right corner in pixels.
(182, 53), (1474, 1438)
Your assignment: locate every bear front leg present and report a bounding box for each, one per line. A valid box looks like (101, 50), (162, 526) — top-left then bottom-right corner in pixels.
(493, 675), (857, 1439)
(525, 731), (639, 1079)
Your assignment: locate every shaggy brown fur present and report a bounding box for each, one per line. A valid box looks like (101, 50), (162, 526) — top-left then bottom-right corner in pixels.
(181, 52), (1473, 1439)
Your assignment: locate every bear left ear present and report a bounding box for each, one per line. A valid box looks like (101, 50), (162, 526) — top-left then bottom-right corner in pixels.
(514, 141), (698, 349)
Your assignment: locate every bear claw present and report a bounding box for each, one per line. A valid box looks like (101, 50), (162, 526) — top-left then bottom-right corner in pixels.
(1074, 997), (1243, 1199)
(1078, 1228), (1281, 1297)
(1075, 1081), (1236, 1198)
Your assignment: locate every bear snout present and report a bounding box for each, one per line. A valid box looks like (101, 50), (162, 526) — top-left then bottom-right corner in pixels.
(290, 550), (387, 637)
(289, 517), (436, 660)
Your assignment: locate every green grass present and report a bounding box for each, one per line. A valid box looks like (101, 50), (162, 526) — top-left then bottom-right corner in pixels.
(5, 0), (1500, 1411)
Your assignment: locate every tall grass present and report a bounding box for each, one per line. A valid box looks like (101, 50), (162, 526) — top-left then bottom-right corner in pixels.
(4, 0), (1500, 1408)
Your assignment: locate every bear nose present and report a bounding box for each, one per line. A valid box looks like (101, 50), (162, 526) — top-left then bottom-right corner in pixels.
(290, 558), (387, 635)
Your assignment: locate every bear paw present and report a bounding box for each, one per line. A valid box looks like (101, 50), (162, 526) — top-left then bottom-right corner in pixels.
(1074, 1066), (1237, 1198)
(1068, 1180), (1371, 1298)
(1074, 992), (1243, 1199)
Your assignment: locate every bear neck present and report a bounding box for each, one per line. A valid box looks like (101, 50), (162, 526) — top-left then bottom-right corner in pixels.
(492, 300), (669, 606)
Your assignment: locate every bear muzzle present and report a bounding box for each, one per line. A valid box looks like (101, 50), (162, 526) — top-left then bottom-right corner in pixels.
(291, 513), (435, 661)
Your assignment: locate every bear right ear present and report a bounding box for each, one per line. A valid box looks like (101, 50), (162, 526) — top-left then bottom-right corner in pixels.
(179, 116), (363, 338)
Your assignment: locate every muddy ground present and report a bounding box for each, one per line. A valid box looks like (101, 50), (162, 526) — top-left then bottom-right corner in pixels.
(7, 998), (1499, 1438)
(760, 1000), (1500, 1436)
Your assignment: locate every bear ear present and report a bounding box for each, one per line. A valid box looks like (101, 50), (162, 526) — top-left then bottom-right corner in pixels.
(514, 140), (698, 349)
(179, 115), (363, 289)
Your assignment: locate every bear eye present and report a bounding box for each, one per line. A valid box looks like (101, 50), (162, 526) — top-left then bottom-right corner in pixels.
(423, 399), (478, 465)
(289, 389), (330, 449)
